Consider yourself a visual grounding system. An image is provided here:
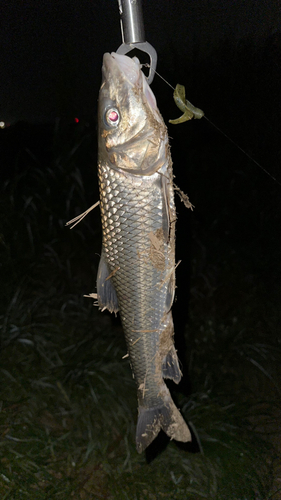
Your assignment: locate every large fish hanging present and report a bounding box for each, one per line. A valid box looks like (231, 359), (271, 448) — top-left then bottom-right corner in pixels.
(95, 52), (191, 453)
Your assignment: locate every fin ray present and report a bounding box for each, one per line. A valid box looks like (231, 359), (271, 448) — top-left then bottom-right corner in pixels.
(97, 250), (119, 313)
(161, 175), (171, 243)
(165, 271), (175, 312)
(162, 345), (182, 384)
(136, 386), (191, 453)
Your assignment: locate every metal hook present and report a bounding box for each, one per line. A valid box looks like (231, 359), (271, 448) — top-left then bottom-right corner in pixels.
(116, 0), (157, 85)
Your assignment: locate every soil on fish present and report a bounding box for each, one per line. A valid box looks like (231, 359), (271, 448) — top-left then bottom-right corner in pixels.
(159, 319), (174, 358)
(149, 228), (166, 271)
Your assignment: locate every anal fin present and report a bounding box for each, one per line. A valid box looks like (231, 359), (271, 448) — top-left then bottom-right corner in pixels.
(162, 345), (182, 384)
(97, 250), (119, 314)
(160, 312), (181, 384)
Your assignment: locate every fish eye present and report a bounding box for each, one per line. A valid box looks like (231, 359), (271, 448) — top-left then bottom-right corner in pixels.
(104, 107), (120, 127)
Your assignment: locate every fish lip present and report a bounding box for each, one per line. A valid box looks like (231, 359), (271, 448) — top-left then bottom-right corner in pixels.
(102, 52), (142, 87)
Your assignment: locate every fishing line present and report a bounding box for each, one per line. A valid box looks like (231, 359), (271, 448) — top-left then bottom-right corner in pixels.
(203, 116), (281, 187)
(145, 65), (175, 91)
(143, 64), (281, 187)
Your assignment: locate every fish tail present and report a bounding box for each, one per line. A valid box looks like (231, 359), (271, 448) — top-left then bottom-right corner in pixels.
(136, 387), (191, 453)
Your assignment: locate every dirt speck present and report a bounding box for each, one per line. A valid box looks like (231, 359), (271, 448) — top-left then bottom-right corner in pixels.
(149, 229), (165, 271)
(159, 316), (174, 358)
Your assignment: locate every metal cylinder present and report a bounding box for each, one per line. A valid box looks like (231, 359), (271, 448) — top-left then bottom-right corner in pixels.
(118, 0), (146, 44)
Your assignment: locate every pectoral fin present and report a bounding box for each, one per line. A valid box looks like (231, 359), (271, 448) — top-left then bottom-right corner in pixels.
(97, 250), (119, 314)
(165, 271), (175, 312)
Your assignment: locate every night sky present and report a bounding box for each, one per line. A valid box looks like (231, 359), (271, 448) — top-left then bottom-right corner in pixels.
(1, 0), (280, 123)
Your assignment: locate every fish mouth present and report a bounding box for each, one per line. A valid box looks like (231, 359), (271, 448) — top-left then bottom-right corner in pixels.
(102, 52), (157, 111)
(103, 52), (141, 86)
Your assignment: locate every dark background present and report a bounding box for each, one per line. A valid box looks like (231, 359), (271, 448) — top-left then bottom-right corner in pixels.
(0, 0), (280, 122)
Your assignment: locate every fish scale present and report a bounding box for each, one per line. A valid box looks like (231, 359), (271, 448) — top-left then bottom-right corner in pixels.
(98, 164), (169, 401)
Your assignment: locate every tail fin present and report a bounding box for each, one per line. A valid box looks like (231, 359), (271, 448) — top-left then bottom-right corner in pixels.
(136, 387), (191, 453)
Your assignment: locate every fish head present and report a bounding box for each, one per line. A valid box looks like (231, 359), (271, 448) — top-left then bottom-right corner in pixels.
(98, 52), (167, 175)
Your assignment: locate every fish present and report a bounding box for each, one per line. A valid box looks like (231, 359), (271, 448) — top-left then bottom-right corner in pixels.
(96, 52), (191, 453)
